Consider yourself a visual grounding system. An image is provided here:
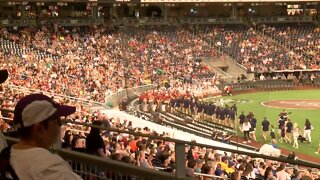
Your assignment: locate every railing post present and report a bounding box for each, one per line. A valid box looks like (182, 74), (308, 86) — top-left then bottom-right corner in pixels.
(175, 142), (186, 179)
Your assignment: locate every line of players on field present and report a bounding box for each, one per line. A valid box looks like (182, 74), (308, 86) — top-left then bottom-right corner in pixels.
(169, 97), (237, 128)
(141, 96), (313, 148)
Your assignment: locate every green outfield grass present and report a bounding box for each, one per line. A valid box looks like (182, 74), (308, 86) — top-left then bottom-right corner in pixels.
(214, 89), (320, 157)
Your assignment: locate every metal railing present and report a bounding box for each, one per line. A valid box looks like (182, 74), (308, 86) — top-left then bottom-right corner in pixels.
(0, 18), (104, 26)
(7, 135), (223, 180)
(194, 173), (227, 180)
(61, 122), (320, 169)
(4, 136), (183, 180)
(6, 83), (157, 108)
(217, 78), (320, 92)
(6, 84), (108, 108)
(180, 17), (243, 25)
(250, 16), (314, 24)
(104, 84), (157, 107)
(110, 17), (243, 26)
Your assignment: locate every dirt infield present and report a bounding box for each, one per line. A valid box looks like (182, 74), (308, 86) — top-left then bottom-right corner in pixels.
(262, 100), (320, 110)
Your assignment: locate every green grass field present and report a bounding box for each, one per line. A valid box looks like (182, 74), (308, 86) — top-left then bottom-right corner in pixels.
(213, 89), (320, 157)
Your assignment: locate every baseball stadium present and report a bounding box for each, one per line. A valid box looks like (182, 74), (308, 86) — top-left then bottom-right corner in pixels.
(0, 0), (319, 179)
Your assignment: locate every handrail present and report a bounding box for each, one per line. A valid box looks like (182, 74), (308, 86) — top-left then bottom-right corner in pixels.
(194, 172), (227, 179)
(1, 107), (320, 169)
(7, 84), (107, 107)
(6, 119), (320, 172)
(60, 121), (320, 169)
(2, 109), (320, 179)
(7, 83), (157, 107)
(104, 84), (157, 99)
(224, 55), (248, 72)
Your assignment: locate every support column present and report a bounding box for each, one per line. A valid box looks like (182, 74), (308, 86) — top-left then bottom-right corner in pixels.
(175, 142), (186, 179)
(232, 3), (237, 17)
(21, 5), (27, 18)
(303, 3), (307, 16)
(163, 5), (168, 21)
(92, 4), (98, 19)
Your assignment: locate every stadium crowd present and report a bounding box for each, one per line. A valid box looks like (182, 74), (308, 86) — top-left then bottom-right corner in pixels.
(201, 24), (320, 72)
(0, 26), (217, 103)
(261, 23), (320, 70)
(0, 24), (319, 104)
(0, 23), (320, 179)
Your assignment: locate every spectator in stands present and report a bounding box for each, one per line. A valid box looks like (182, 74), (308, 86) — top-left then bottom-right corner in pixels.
(230, 171), (241, 180)
(138, 151), (154, 169)
(159, 153), (174, 173)
(264, 166), (276, 180)
(62, 130), (72, 150)
(71, 135), (86, 153)
(291, 168), (300, 180)
(225, 161), (236, 175)
(218, 156), (229, 172)
(195, 159), (205, 173)
(186, 160), (196, 177)
(287, 151), (296, 161)
(11, 93), (81, 179)
(258, 162), (267, 177)
(214, 163), (225, 177)
(241, 163), (255, 179)
(187, 146), (195, 161)
(276, 163), (290, 180)
(201, 164), (214, 180)
(85, 120), (107, 158)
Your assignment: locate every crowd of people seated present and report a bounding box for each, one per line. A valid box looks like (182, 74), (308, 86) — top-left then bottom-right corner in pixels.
(0, 26), (217, 103)
(261, 23), (320, 70)
(0, 24), (319, 105)
(58, 110), (320, 180)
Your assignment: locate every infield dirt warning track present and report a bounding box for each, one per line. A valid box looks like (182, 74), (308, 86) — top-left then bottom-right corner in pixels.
(261, 100), (320, 110)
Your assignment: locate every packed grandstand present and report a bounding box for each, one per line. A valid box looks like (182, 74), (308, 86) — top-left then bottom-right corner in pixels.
(0, 1), (320, 180)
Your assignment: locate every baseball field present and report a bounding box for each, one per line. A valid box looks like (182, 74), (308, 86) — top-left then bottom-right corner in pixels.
(215, 89), (320, 158)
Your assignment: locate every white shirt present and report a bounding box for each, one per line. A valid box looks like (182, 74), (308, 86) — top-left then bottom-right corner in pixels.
(276, 170), (290, 180)
(10, 147), (82, 180)
(242, 123), (251, 132)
